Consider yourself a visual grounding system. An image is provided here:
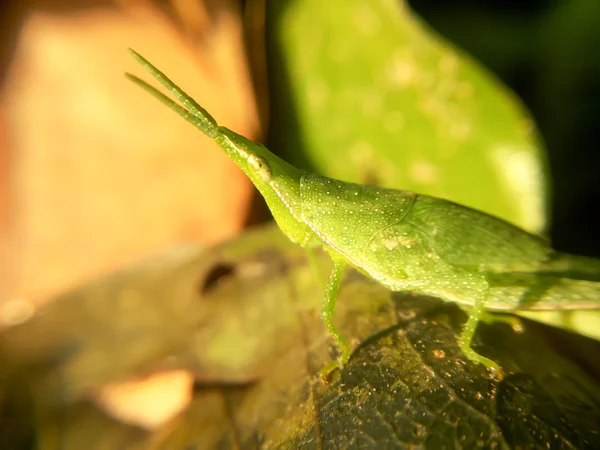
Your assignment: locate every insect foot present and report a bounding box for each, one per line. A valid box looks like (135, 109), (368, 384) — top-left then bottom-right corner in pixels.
(457, 289), (504, 380)
(317, 333), (351, 385)
(318, 360), (344, 385)
(317, 339), (352, 384)
(458, 337), (504, 381)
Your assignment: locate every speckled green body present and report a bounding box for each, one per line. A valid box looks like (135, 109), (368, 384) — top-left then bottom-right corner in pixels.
(299, 176), (549, 296)
(127, 49), (600, 381)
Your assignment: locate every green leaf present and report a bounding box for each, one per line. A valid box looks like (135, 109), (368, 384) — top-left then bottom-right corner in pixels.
(2, 225), (599, 448)
(267, 0), (549, 234)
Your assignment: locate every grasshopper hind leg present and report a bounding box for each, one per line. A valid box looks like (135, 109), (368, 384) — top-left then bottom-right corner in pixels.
(385, 268), (503, 380)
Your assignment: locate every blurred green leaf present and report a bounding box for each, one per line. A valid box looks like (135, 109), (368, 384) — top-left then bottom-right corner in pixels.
(267, 0), (549, 234)
(2, 225), (600, 448)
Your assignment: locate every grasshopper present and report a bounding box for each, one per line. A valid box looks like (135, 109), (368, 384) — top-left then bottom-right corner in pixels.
(126, 49), (600, 381)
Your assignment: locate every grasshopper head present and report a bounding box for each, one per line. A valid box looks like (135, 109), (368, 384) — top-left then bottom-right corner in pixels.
(216, 128), (276, 184)
(217, 128), (311, 244)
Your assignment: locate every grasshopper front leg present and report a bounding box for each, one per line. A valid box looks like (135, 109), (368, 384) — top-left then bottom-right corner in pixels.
(318, 255), (351, 381)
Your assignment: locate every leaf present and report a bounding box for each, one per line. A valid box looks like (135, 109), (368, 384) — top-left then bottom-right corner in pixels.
(266, 0), (549, 234)
(2, 225), (599, 448)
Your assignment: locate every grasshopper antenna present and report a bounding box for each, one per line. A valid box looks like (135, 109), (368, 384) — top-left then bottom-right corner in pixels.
(125, 72), (219, 138)
(126, 48), (219, 139)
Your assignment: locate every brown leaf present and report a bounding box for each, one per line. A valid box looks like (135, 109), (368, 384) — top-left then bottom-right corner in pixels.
(0, 0), (259, 309)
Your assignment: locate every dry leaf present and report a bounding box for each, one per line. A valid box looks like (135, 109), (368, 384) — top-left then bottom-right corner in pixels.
(1, 1), (258, 308)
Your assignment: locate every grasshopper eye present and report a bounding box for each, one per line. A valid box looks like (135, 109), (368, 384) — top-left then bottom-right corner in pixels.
(248, 154), (272, 182)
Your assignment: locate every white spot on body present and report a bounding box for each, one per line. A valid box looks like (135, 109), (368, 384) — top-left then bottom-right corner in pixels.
(382, 238), (399, 251)
(398, 235), (416, 249)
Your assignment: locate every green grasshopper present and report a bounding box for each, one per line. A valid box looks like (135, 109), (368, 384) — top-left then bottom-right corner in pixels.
(126, 49), (600, 381)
